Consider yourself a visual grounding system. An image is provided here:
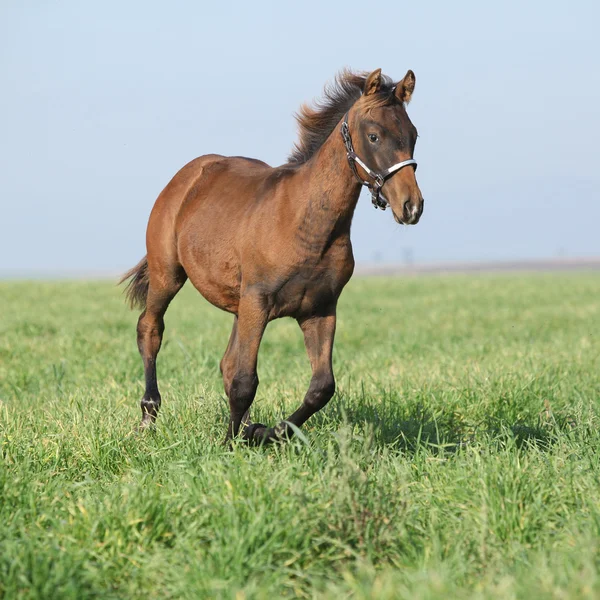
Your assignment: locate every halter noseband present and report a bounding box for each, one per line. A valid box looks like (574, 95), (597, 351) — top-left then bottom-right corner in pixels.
(340, 112), (417, 210)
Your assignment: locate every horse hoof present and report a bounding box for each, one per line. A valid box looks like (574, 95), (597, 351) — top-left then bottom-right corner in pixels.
(137, 416), (156, 433)
(243, 422), (266, 440)
(244, 423), (278, 445)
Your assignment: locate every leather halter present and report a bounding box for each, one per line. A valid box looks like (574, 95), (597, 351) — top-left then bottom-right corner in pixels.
(340, 112), (417, 210)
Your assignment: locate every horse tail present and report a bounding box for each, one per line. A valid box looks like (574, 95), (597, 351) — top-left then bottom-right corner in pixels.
(119, 256), (150, 310)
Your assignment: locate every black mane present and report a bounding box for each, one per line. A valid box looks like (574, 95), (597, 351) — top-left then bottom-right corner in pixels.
(287, 69), (395, 165)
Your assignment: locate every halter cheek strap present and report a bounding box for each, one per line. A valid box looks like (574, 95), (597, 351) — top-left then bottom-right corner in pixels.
(340, 112), (417, 210)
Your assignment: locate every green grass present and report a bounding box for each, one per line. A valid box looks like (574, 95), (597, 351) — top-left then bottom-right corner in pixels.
(1, 273), (600, 599)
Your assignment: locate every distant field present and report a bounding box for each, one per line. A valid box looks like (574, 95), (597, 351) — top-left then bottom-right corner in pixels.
(1, 274), (600, 599)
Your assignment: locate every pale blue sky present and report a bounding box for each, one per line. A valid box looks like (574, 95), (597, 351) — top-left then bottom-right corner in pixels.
(1, 0), (598, 273)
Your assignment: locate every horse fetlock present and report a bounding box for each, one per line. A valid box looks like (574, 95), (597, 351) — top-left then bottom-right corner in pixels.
(141, 394), (161, 418)
(305, 374), (335, 410)
(230, 372), (259, 409)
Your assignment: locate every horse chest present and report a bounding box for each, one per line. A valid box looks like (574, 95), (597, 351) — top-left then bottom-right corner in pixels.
(266, 252), (353, 319)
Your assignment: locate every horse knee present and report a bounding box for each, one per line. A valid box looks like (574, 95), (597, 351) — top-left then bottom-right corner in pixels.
(230, 372), (258, 413)
(304, 373), (335, 411)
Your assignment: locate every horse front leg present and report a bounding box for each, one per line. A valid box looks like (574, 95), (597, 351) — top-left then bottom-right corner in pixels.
(221, 317), (253, 433)
(245, 308), (336, 444)
(225, 297), (267, 442)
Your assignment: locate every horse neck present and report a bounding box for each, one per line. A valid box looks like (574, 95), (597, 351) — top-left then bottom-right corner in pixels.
(295, 124), (362, 240)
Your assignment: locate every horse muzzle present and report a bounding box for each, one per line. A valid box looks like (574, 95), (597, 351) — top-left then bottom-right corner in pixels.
(394, 198), (424, 225)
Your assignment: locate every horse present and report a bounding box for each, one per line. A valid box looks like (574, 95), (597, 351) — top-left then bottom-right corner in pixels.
(120, 68), (424, 443)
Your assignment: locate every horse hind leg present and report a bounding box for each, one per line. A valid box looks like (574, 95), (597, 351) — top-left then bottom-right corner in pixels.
(135, 262), (187, 428)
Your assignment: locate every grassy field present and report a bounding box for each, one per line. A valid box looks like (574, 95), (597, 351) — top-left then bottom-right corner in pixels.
(1, 274), (599, 599)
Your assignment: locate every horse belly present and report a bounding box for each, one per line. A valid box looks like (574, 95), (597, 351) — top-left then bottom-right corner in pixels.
(177, 227), (241, 314)
(189, 269), (240, 314)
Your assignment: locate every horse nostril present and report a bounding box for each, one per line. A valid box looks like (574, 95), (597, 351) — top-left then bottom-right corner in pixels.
(403, 200), (411, 216)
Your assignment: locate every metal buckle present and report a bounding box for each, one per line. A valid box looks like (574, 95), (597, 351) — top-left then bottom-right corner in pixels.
(371, 187), (388, 210)
(371, 174), (387, 210)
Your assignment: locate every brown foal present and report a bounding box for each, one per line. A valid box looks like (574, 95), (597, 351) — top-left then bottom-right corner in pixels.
(121, 68), (424, 443)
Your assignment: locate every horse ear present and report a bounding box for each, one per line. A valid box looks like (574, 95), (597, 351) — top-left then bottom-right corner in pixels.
(364, 68), (382, 96)
(395, 70), (416, 103)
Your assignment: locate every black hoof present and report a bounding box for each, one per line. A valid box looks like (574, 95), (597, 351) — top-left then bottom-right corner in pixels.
(138, 414), (157, 432)
(243, 423), (278, 445)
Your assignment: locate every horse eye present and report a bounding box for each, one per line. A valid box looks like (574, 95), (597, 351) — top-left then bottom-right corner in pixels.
(368, 133), (379, 143)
